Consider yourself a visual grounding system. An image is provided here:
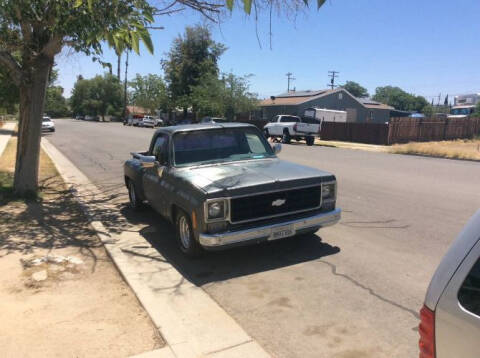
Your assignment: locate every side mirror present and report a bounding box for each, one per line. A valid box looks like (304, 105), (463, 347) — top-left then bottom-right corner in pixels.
(272, 143), (282, 155)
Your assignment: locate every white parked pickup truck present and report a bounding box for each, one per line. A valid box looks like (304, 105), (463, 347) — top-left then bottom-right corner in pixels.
(263, 115), (317, 146)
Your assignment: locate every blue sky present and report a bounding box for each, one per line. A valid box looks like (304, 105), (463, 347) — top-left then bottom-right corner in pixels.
(56, 0), (480, 103)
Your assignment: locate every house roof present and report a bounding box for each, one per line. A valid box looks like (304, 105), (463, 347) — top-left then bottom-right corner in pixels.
(126, 105), (150, 115)
(259, 89), (394, 110)
(259, 89), (336, 106)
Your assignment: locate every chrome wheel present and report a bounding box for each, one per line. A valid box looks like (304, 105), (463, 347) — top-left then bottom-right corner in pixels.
(179, 215), (191, 249)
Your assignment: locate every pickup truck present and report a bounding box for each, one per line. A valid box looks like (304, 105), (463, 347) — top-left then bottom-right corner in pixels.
(124, 123), (341, 256)
(263, 115), (317, 146)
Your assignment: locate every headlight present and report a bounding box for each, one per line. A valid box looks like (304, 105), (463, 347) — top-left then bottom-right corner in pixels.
(206, 200), (227, 220)
(322, 183), (335, 200)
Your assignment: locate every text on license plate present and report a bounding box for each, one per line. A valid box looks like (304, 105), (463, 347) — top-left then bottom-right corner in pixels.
(270, 225), (294, 240)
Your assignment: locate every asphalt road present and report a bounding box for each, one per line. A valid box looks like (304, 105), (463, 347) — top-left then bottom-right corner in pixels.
(48, 119), (480, 358)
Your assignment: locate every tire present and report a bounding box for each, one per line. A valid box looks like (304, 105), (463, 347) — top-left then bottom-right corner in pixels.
(282, 130), (291, 144)
(306, 136), (314, 146)
(127, 179), (144, 211)
(264, 129), (270, 138)
(51, 128), (55, 132)
(175, 210), (202, 257)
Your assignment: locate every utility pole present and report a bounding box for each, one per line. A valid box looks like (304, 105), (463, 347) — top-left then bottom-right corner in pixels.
(327, 71), (339, 89)
(286, 72), (295, 92)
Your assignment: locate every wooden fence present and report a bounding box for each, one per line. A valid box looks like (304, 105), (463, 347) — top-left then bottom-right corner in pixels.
(241, 117), (480, 145)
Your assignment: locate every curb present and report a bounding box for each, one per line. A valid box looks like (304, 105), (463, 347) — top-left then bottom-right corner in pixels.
(41, 137), (270, 358)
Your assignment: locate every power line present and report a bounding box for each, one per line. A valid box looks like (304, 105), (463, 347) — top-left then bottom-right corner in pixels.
(327, 71), (339, 90)
(286, 72), (295, 92)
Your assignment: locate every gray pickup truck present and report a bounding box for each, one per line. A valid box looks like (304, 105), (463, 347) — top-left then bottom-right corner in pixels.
(124, 123), (341, 256)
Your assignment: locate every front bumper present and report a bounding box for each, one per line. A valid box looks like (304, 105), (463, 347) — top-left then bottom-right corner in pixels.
(199, 208), (341, 249)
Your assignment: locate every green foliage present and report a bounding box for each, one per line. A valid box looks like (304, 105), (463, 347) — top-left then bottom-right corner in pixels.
(129, 74), (167, 113)
(422, 105), (434, 117)
(70, 74), (122, 119)
(372, 86), (429, 112)
(342, 81), (369, 98)
(222, 73), (258, 120)
(162, 25), (226, 111)
(0, 66), (18, 114)
(475, 102), (480, 116)
(45, 86), (69, 118)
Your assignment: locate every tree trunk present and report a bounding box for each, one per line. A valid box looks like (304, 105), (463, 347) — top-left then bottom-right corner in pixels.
(14, 60), (51, 196)
(117, 52), (121, 80)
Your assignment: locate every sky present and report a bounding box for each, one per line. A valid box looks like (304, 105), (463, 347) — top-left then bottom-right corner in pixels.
(56, 0), (480, 103)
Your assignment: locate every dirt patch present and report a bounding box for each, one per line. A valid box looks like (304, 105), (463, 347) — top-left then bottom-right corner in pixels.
(391, 138), (480, 161)
(0, 136), (164, 357)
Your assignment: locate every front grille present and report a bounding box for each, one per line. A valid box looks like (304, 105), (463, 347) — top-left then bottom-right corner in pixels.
(230, 186), (321, 223)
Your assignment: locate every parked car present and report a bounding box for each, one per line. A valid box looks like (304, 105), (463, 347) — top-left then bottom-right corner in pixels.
(139, 116), (155, 128)
(200, 117), (227, 124)
(42, 116), (55, 132)
(124, 123), (341, 257)
(127, 117), (142, 126)
(154, 117), (164, 127)
(84, 115), (95, 121)
(75, 115), (84, 120)
(419, 209), (480, 358)
(264, 115), (316, 146)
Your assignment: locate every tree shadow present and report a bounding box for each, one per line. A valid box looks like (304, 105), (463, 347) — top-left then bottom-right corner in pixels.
(0, 175), (103, 271)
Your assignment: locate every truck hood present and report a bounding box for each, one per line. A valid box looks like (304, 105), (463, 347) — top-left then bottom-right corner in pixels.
(174, 158), (335, 197)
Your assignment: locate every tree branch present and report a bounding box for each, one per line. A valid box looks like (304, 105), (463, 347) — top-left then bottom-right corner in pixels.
(0, 51), (22, 86)
(41, 35), (63, 57)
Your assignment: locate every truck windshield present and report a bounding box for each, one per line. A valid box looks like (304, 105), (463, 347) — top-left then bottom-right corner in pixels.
(173, 128), (275, 167)
(451, 108), (473, 115)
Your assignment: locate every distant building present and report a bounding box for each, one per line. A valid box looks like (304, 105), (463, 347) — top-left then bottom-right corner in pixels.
(258, 88), (394, 123)
(454, 93), (480, 106)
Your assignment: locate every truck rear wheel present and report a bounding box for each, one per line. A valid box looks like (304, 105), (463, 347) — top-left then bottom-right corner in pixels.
(282, 130), (291, 144)
(176, 210), (203, 257)
(306, 136), (315, 146)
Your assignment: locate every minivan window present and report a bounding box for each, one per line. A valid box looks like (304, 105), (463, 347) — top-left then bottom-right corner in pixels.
(458, 257), (480, 316)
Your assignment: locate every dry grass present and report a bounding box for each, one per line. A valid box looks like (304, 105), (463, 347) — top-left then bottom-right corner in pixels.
(391, 137), (480, 161)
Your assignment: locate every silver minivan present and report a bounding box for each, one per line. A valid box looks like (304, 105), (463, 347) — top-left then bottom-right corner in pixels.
(420, 210), (480, 358)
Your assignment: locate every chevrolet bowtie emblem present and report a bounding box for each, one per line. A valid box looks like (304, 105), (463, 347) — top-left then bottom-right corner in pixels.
(272, 199), (286, 207)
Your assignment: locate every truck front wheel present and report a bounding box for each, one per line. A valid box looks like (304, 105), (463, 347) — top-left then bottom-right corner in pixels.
(176, 210), (203, 257)
(128, 180), (144, 210)
(264, 129), (270, 138)
(306, 136), (315, 146)
(282, 130), (291, 144)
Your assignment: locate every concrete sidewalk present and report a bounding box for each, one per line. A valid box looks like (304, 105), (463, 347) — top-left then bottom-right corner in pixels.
(0, 122), (16, 157)
(41, 137), (270, 358)
(315, 138), (389, 152)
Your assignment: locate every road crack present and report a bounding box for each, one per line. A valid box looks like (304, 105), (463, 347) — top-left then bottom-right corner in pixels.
(318, 259), (420, 319)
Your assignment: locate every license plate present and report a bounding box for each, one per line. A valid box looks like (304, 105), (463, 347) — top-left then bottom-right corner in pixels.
(270, 225), (294, 240)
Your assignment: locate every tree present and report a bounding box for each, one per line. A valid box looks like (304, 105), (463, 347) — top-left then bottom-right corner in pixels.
(0, 0), (325, 195)
(0, 65), (19, 114)
(45, 87), (69, 118)
(70, 74), (122, 120)
(342, 81), (369, 98)
(162, 25), (226, 117)
(373, 86), (429, 112)
(129, 74), (168, 113)
(222, 73), (258, 120)
(474, 102), (480, 117)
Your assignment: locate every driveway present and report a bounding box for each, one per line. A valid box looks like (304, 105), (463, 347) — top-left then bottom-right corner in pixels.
(48, 119), (480, 358)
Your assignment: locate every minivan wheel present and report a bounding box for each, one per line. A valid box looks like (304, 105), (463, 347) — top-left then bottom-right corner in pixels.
(128, 180), (144, 210)
(282, 130), (291, 144)
(176, 210), (202, 257)
(306, 136), (314, 146)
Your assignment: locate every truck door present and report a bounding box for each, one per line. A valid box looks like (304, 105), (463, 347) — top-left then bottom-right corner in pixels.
(143, 133), (170, 217)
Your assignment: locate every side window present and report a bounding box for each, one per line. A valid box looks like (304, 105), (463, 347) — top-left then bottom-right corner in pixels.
(152, 135), (168, 165)
(458, 258), (480, 316)
(272, 115), (279, 123)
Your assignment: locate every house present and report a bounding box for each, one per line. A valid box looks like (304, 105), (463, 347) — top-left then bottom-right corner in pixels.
(125, 105), (150, 119)
(258, 88), (394, 123)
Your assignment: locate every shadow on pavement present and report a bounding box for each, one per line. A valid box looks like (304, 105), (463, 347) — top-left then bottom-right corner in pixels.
(119, 204), (341, 286)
